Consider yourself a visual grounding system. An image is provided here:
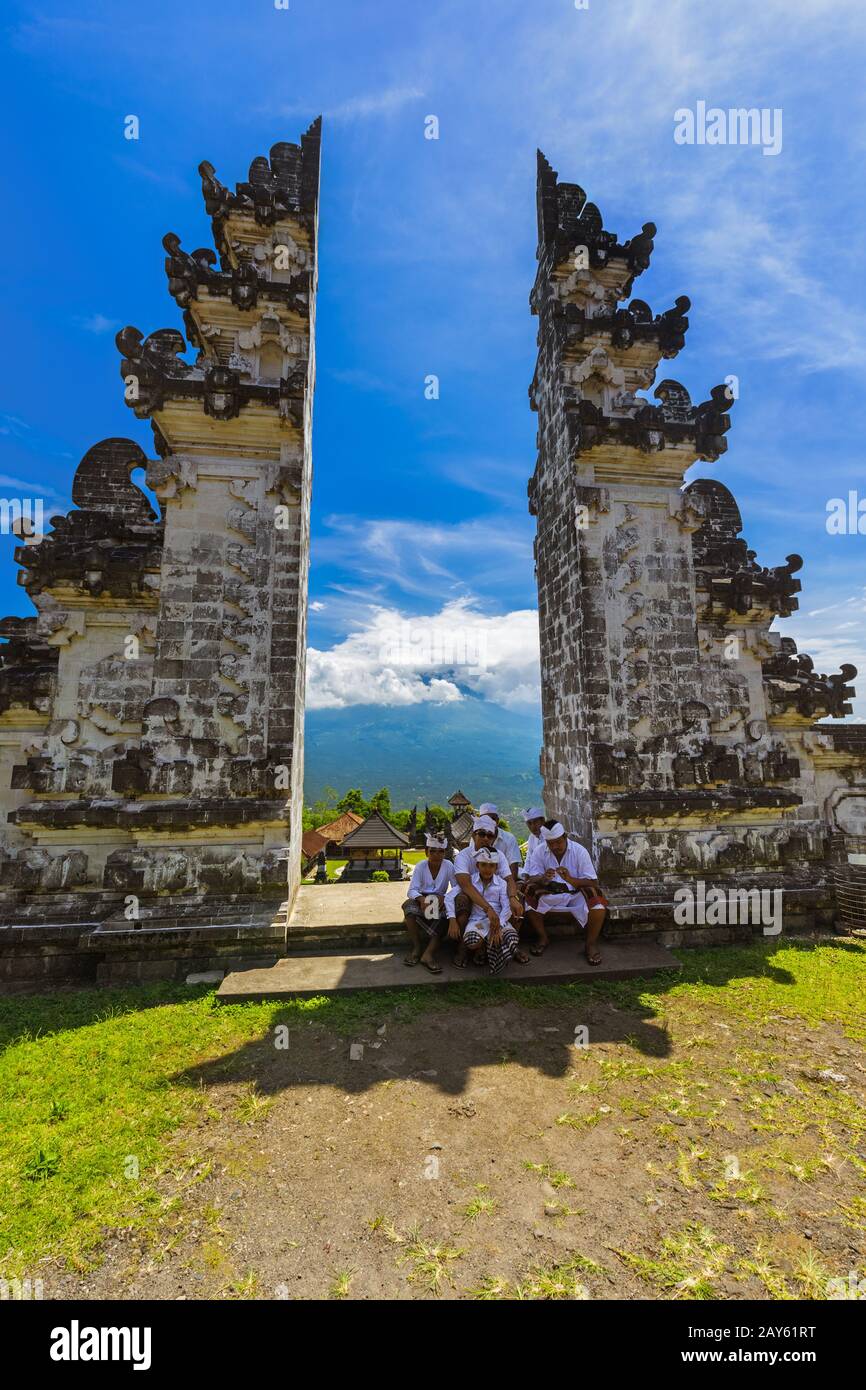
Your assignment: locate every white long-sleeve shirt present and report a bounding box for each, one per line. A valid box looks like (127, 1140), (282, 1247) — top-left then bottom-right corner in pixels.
(453, 844), (514, 883)
(519, 831), (544, 878)
(524, 838), (597, 883)
(406, 858), (458, 900)
(445, 872), (511, 935)
(494, 828), (521, 868)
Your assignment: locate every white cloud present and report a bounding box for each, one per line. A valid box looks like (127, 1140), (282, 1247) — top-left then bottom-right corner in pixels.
(328, 86), (425, 121)
(313, 513), (534, 600)
(306, 581), (865, 721)
(327, 367), (393, 393)
(784, 587), (866, 719)
(75, 313), (119, 335)
(307, 597), (540, 710)
(112, 156), (189, 194)
(271, 85), (424, 123)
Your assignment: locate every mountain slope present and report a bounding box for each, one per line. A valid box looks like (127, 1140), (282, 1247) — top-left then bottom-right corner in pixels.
(304, 701), (543, 819)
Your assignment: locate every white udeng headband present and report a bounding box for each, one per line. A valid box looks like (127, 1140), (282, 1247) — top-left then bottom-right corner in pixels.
(478, 802), (498, 816)
(541, 822), (566, 840)
(474, 847), (498, 863)
(523, 806), (544, 822)
(426, 835), (447, 849)
(472, 815), (496, 833)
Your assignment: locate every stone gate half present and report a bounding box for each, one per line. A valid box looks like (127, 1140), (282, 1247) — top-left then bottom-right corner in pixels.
(529, 150), (866, 939)
(0, 122), (321, 979)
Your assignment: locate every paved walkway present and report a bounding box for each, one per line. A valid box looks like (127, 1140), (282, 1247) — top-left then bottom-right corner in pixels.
(218, 937), (680, 1000)
(289, 881), (407, 932)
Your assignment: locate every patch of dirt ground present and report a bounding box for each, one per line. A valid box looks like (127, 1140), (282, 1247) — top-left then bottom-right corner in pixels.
(44, 995), (866, 1300)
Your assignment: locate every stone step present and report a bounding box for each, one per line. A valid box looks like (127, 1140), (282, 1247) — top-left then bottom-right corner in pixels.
(99, 895), (289, 933)
(217, 938), (680, 1001)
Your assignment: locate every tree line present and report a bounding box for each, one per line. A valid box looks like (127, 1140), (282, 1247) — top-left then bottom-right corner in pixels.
(303, 788), (511, 833)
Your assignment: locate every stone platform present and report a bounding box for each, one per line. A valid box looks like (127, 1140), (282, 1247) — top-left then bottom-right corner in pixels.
(4, 875), (826, 991)
(217, 937), (680, 1000)
(287, 881), (408, 948)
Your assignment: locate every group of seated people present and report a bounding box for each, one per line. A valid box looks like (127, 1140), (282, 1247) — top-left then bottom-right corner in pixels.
(401, 804), (608, 976)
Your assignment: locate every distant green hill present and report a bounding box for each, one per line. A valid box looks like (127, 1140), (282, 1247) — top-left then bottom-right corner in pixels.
(304, 701), (543, 822)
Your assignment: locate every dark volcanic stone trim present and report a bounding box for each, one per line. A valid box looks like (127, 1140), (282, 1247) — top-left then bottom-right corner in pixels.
(9, 798), (290, 831)
(163, 233), (312, 315)
(812, 722), (866, 753)
(597, 787), (803, 819)
(199, 118), (322, 255)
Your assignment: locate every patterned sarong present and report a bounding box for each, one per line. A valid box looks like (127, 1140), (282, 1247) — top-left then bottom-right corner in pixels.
(402, 895), (448, 938)
(463, 923), (521, 975)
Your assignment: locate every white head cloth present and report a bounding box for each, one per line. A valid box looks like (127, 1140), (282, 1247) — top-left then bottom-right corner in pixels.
(472, 815), (496, 834)
(478, 802), (498, 816)
(523, 806), (544, 822)
(425, 833), (447, 849)
(474, 847), (498, 863)
(541, 822), (566, 840)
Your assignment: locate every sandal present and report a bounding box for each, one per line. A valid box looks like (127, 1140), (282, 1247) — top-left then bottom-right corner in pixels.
(421, 958), (443, 974)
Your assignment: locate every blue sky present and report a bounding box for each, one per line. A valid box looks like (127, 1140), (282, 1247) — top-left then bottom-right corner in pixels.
(1, 0), (865, 715)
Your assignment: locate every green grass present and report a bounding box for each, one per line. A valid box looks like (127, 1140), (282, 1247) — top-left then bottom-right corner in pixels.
(615, 1222), (733, 1299)
(469, 1253), (602, 1300)
(305, 850), (426, 881)
(328, 1267), (355, 1299)
(460, 1186), (498, 1220)
(385, 1222), (464, 1294)
(0, 937), (863, 1279)
(303, 857), (347, 882)
(522, 1160), (576, 1189)
(304, 849), (424, 881)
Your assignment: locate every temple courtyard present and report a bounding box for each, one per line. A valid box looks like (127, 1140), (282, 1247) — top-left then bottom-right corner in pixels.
(2, 935), (863, 1301)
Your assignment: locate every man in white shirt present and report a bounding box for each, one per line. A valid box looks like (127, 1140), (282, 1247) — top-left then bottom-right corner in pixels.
(401, 834), (458, 973)
(518, 807), (545, 880)
(523, 820), (608, 964)
(478, 802), (521, 879)
(445, 848), (528, 973)
(450, 816), (523, 950)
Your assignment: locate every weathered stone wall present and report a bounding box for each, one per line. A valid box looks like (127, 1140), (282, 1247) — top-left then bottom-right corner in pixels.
(0, 124), (321, 944)
(529, 151), (866, 930)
